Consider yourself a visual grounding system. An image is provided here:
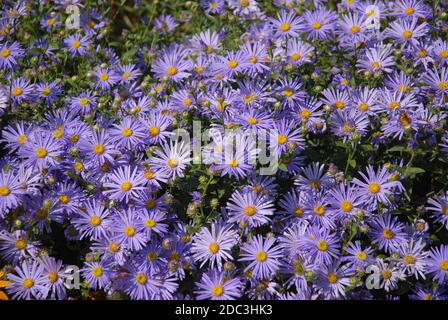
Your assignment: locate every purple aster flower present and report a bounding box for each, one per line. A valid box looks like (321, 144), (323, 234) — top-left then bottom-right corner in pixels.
(109, 116), (146, 150)
(426, 245), (448, 285)
(192, 221), (238, 270)
(81, 260), (113, 290)
(395, 239), (428, 279)
(0, 41), (24, 69)
(315, 261), (352, 299)
(384, 18), (428, 48)
(154, 15), (178, 33)
(64, 33), (91, 57)
(150, 141), (191, 180)
(201, 0), (226, 15)
(328, 183), (365, 219)
(10, 77), (34, 104)
(426, 191), (448, 230)
(136, 210), (169, 238)
(117, 63), (142, 84)
(369, 214), (408, 253)
(295, 162), (332, 193)
(72, 200), (112, 240)
(195, 269), (242, 300)
(103, 166), (146, 203)
(302, 9), (338, 40)
(79, 129), (117, 166)
(269, 9), (303, 39)
(7, 260), (47, 300)
(285, 39), (314, 66)
(111, 208), (147, 251)
(40, 255), (67, 300)
(374, 258), (406, 292)
(69, 91), (97, 115)
(239, 235), (283, 280)
(93, 67), (120, 91)
(18, 131), (63, 170)
(0, 169), (25, 214)
(212, 50), (249, 79)
(341, 241), (375, 271)
(409, 283), (447, 300)
(301, 226), (341, 265)
(0, 230), (38, 264)
(226, 189), (274, 228)
(151, 49), (190, 82)
(357, 44), (395, 74)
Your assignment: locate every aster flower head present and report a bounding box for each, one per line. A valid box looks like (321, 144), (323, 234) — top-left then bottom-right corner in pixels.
(369, 214), (408, 253)
(227, 189), (274, 228)
(0, 41), (24, 69)
(195, 269), (242, 300)
(426, 245), (448, 285)
(7, 261), (47, 300)
(269, 9), (303, 39)
(64, 33), (91, 57)
(103, 166), (146, 203)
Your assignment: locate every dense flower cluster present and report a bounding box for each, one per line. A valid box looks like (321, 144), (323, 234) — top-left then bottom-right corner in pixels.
(0, 0), (448, 300)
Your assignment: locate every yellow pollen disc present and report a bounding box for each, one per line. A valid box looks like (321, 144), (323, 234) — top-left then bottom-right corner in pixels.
(148, 126), (160, 137)
(300, 109), (311, 119)
(74, 162), (84, 171)
(335, 101), (345, 109)
(0, 186), (11, 197)
(48, 272), (58, 283)
(313, 205), (326, 216)
(90, 216), (101, 227)
(442, 205), (448, 216)
(255, 250), (268, 262)
(310, 179), (321, 189)
(340, 200), (353, 212)
(79, 97), (89, 106)
(36, 148), (48, 158)
(135, 273), (147, 284)
(17, 135), (28, 144)
(147, 251), (157, 261)
(124, 226), (135, 237)
(316, 240), (328, 251)
(399, 113), (411, 127)
(381, 269), (392, 279)
(277, 134), (288, 145)
(12, 87), (23, 96)
(195, 65), (205, 73)
(92, 266), (103, 277)
(212, 284), (224, 296)
(145, 199), (156, 209)
(145, 218), (156, 228)
(244, 94), (256, 103)
(53, 129), (63, 139)
(228, 159), (238, 167)
(122, 72), (130, 79)
(383, 228), (395, 239)
(167, 158), (179, 168)
(36, 208), (47, 220)
(423, 294), (433, 300)
(283, 88), (293, 97)
(280, 23), (290, 32)
(22, 278), (34, 289)
(144, 171), (155, 180)
(366, 10), (375, 17)
(249, 55), (257, 63)
(417, 49), (427, 58)
(290, 52), (301, 61)
(0, 48), (11, 58)
(247, 117), (258, 125)
(404, 7), (415, 15)
(439, 260), (448, 271)
(356, 251), (367, 260)
(108, 242), (120, 253)
(121, 128), (133, 137)
(438, 81), (448, 90)
(15, 239), (27, 250)
(42, 88), (51, 96)
(371, 61), (381, 69)
(183, 97), (193, 107)
(350, 25), (361, 33)
(227, 60), (238, 68)
(72, 40), (81, 49)
(311, 21), (322, 29)
(70, 134), (79, 143)
(402, 30), (413, 39)
(357, 102), (368, 111)
(243, 205), (257, 216)
(58, 194), (69, 204)
(368, 182), (381, 194)
(120, 181), (133, 191)
(92, 144), (105, 155)
(209, 242), (220, 254)
(166, 66), (178, 76)
(99, 73), (109, 81)
(403, 255), (416, 265)
(327, 273), (338, 284)
(439, 50), (448, 59)
(294, 207), (303, 217)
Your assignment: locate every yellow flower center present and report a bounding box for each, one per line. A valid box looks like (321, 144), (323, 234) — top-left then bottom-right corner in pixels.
(90, 216), (101, 227)
(371, 61), (381, 69)
(0, 48), (11, 58)
(108, 242), (120, 253)
(439, 260), (448, 271)
(72, 40), (81, 49)
(36, 208), (47, 220)
(294, 207), (303, 217)
(383, 228), (395, 239)
(358, 102), (368, 111)
(144, 171), (155, 180)
(240, 0), (250, 7)
(402, 30), (413, 39)
(145, 199), (156, 209)
(120, 181), (133, 191)
(340, 200), (353, 212)
(124, 226), (135, 237)
(121, 128), (133, 137)
(0, 186), (11, 197)
(52, 129), (63, 139)
(122, 72), (130, 79)
(91, 266), (103, 277)
(403, 255), (416, 265)
(42, 88), (51, 96)
(48, 271), (58, 283)
(227, 60), (238, 68)
(15, 239), (27, 250)
(417, 49), (427, 58)
(381, 269), (392, 279)
(36, 148), (48, 158)
(439, 50), (448, 59)
(167, 158), (179, 168)
(317, 240), (328, 251)
(350, 25), (361, 33)
(22, 278), (34, 289)
(313, 205), (326, 216)
(73, 161), (84, 171)
(212, 285), (224, 296)
(12, 87), (23, 96)
(283, 88), (294, 97)
(404, 7), (415, 15)
(311, 21), (322, 29)
(92, 144), (105, 155)
(243, 205), (257, 216)
(249, 55), (257, 63)
(166, 66), (178, 76)
(209, 242), (220, 254)
(58, 194), (69, 204)
(290, 52), (301, 61)
(147, 251), (157, 261)
(99, 73), (109, 81)
(438, 81), (448, 90)
(280, 23), (290, 32)
(79, 97), (89, 106)
(335, 100), (345, 109)
(145, 218), (156, 228)
(277, 134), (288, 145)
(228, 159), (238, 167)
(17, 135), (28, 144)
(255, 250), (268, 262)
(135, 273), (147, 284)
(368, 182), (381, 194)
(327, 273), (338, 284)
(356, 251), (367, 260)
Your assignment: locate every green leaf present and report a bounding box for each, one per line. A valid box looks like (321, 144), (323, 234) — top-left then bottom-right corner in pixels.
(406, 167), (425, 174)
